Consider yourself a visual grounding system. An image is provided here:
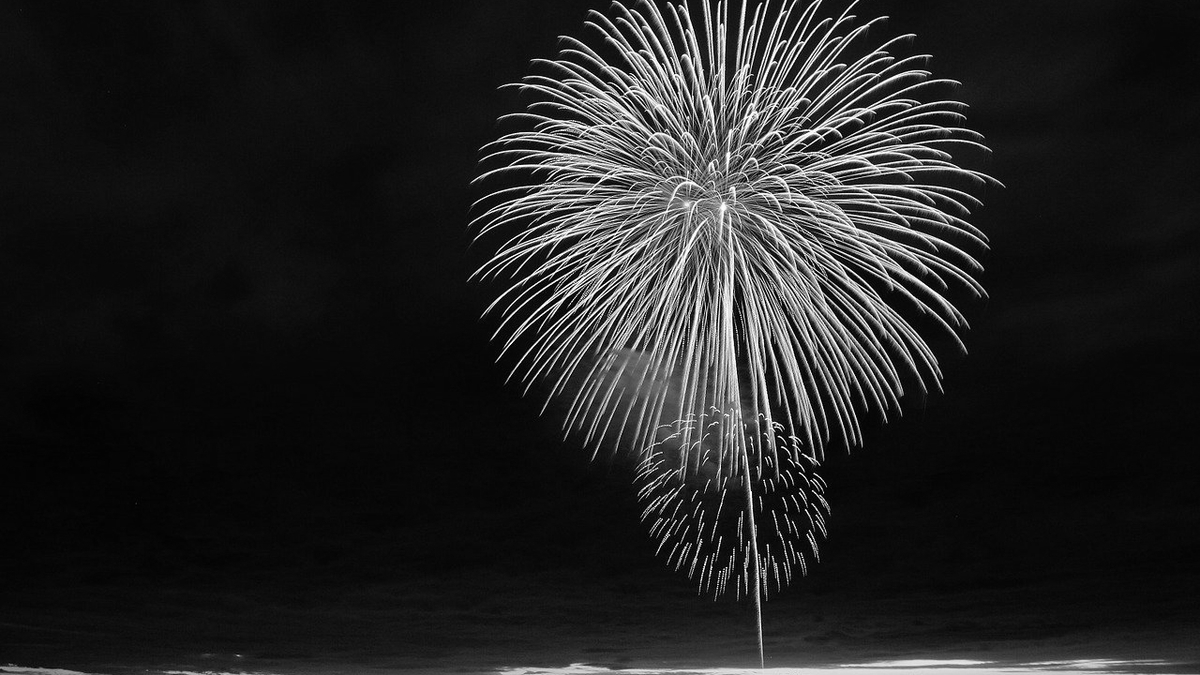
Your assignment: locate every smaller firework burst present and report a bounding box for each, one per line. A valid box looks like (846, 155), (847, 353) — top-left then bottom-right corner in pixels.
(636, 410), (830, 602)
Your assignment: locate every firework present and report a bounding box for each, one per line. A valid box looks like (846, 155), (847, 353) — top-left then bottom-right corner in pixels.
(636, 411), (830, 602)
(472, 0), (993, 664)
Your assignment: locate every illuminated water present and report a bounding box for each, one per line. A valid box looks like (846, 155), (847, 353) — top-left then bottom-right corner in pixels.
(496, 660), (1193, 675)
(5, 657), (1195, 675)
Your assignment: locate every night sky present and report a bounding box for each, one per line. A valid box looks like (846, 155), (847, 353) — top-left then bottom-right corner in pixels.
(1, 1), (1198, 673)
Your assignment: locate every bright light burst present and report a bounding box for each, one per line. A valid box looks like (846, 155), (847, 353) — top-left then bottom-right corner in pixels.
(472, 0), (993, 665)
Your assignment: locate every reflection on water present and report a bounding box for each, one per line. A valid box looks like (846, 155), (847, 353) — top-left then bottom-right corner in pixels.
(495, 658), (1190, 675)
(2, 658), (1192, 675)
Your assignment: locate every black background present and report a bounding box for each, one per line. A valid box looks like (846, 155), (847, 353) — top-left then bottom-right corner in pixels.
(2, 1), (1198, 672)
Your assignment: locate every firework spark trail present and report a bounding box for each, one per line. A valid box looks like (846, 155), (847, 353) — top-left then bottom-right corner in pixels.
(472, 0), (994, 665)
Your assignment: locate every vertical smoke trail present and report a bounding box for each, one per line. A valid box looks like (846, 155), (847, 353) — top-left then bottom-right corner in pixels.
(472, 0), (994, 665)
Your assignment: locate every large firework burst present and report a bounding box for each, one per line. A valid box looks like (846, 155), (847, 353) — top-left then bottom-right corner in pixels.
(472, 0), (993, 664)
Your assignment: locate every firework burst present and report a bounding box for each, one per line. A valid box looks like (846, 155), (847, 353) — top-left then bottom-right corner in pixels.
(636, 410), (830, 601)
(472, 0), (993, 664)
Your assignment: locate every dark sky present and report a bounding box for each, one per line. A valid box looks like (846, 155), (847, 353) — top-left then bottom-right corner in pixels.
(1, 1), (1198, 672)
